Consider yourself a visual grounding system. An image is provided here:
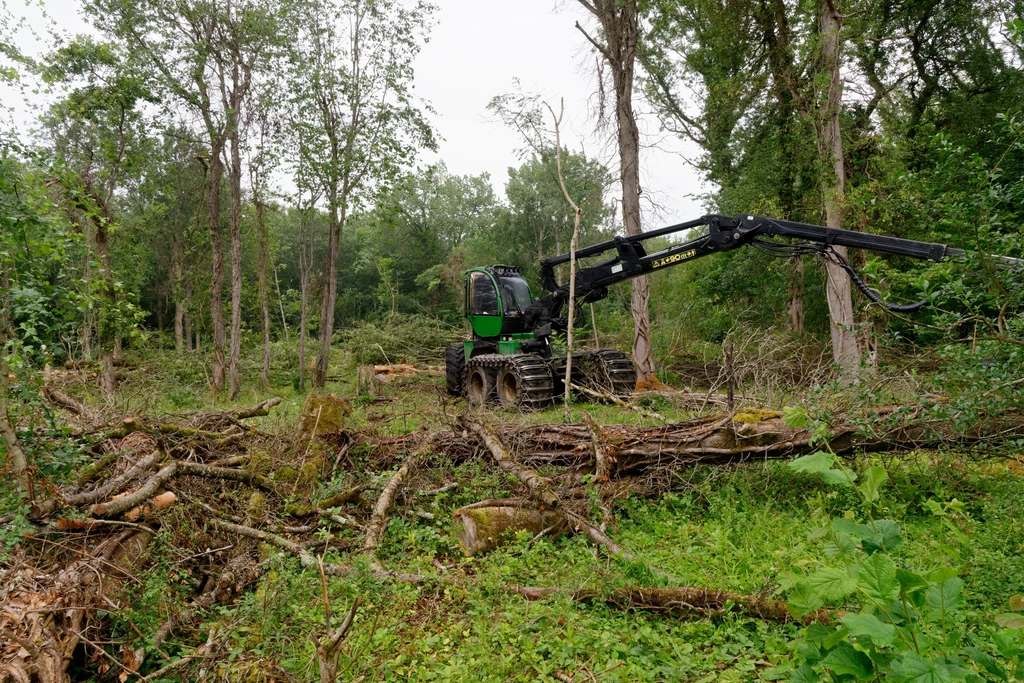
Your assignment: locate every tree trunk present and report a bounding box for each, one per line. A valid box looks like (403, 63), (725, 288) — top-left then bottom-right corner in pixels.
(228, 125), (244, 400)
(816, 0), (860, 373)
(298, 202), (311, 393)
(788, 256), (804, 334)
(172, 237), (184, 352)
(94, 217), (117, 396)
(256, 196), (271, 391)
(577, 0), (655, 382)
(208, 143), (227, 394)
(313, 197), (345, 388)
(184, 279), (194, 353)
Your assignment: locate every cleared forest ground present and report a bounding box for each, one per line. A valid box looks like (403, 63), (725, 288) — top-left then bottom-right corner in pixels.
(2, 346), (1023, 682)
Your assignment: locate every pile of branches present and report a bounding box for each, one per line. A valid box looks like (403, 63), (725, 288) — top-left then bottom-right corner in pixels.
(1, 396), (388, 682)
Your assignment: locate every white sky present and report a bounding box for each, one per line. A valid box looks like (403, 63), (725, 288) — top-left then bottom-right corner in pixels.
(3, 0), (710, 227)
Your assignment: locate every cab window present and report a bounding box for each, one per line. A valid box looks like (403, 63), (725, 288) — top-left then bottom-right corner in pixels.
(498, 275), (532, 314)
(469, 272), (500, 316)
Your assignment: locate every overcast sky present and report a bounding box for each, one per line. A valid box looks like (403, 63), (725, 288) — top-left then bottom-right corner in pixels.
(4, 0), (709, 227)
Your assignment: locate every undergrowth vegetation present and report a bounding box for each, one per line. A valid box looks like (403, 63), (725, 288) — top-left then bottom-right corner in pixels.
(123, 441), (1021, 682)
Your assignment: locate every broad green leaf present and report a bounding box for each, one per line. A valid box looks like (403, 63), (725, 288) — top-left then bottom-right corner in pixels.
(825, 531), (858, 558)
(993, 631), (1024, 659)
(782, 406), (810, 429)
(787, 583), (825, 617)
(963, 647), (1006, 680)
(889, 652), (958, 683)
(832, 518), (872, 538)
(821, 468), (857, 487)
(823, 626), (850, 649)
(862, 466), (888, 502)
(928, 567), (959, 584)
(995, 613), (1024, 629)
(821, 644), (874, 680)
(805, 567), (858, 601)
(926, 577), (964, 616)
(791, 663), (820, 683)
(841, 612), (897, 647)
(924, 499), (946, 516)
(789, 451), (835, 474)
(897, 569), (930, 597)
(862, 519), (903, 554)
(1009, 595), (1024, 611)
(858, 553), (899, 604)
(803, 623), (832, 645)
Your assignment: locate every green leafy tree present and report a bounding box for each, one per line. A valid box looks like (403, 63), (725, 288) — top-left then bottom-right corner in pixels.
(284, 0), (435, 387)
(40, 36), (152, 394)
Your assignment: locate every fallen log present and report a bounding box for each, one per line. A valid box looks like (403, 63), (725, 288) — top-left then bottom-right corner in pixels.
(386, 406), (1018, 474)
(515, 585), (832, 624)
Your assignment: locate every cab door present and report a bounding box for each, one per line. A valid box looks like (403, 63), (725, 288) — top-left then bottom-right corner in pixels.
(466, 270), (503, 338)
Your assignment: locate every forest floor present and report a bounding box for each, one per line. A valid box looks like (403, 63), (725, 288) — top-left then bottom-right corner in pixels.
(2, 343), (1023, 682)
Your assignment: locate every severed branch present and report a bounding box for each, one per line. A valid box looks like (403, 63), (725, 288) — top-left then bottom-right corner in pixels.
(32, 448), (165, 518)
(582, 411), (615, 532)
(207, 517), (424, 584)
(464, 417), (559, 508)
(285, 483), (369, 517)
(363, 454), (422, 567)
(90, 463), (178, 518)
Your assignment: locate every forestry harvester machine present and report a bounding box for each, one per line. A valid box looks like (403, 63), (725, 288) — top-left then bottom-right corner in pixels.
(444, 213), (1022, 408)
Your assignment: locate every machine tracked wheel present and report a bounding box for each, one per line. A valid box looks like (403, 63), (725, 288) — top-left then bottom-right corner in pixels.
(466, 364), (497, 405)
(444, 344), (465, 397)
(495, 355), (554, 409)
(583, 349), (638, 400)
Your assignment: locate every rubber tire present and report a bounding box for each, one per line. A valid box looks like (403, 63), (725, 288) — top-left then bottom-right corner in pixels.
(495, 364), (521, 407)
(466, 366), (496, 405)
(445, 344), (465, 397)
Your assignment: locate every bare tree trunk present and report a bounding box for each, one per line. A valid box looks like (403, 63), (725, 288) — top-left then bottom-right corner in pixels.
(94, 219), (117, 396)
(298, 201), (312, 394)
(184, 279), (194, 353)
(788, 256), (804, 334)
(576, 0), (654, 383)
(172, 237), (184, 353)
(228, 126), (244, 400)
(207, 144), (227, 393)
(815, 0), (859, 373)
(256, 196), (271, 391)
(546, 101), (584, 407)
(314, 194), (346, 388)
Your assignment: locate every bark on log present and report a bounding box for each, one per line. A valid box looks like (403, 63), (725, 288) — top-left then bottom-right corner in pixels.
(90, 463), (178, 518)
(285, 483), (369, 517)
(515, 585), (832, 624)
(386, 407), (1011, 474)
(453, 506), (560, 555)
(364, 455), (421, 563)
(464, 418), (559, 507)
(32, 448), (165, 519)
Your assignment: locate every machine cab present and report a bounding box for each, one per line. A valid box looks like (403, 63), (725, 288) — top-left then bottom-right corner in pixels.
(465, 266), (534, 339)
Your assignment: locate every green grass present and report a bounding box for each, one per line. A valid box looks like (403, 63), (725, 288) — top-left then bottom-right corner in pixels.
(157, 452), (1021, 682)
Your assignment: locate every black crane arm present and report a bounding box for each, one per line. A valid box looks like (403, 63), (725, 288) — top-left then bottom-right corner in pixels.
(524, 213), (1019, 334)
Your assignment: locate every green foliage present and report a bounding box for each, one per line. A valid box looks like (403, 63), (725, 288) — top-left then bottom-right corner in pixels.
(337, 314), (461, 367)
(776, 409), (1024, 682)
